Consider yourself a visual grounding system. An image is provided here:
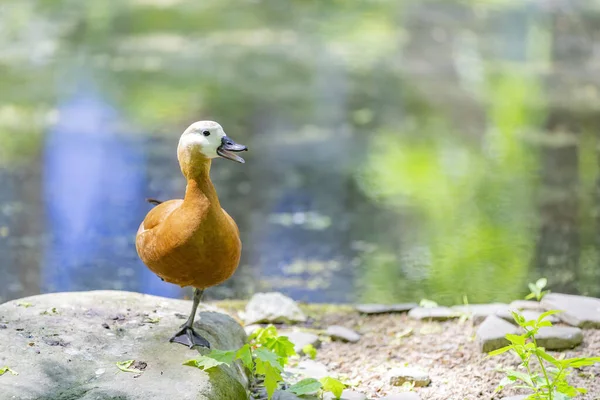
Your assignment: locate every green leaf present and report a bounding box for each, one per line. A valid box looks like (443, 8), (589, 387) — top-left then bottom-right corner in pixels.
(256, 359), (282, 399)
(254, 348), (283, 371)
(525, 293), (536, 300)
(511, 311), (526, 327)
(506, 334), (525, 345)
(535, 348), (559, 367)
(302, 344), (317, 360)
(536, 310), (561, 324)
(250, 325), (278, 344)
(265, 336), (296, 360)
(503, 369), (534, 387)
(183, 355), (226, 371)
(205, 349), (236, 365)
(528, 283), (539, 296)
(536, 278), (547, 289)
(116, 360), (140, 373)
(287, 378), (322, 395)
(0, 367), (18, 376)
(320, 377), (345, 399)
(487, 346), (512, 357)
(538, 320), (552, 328)
(235, 344), (254, 370)
(561, 357), (600, 368)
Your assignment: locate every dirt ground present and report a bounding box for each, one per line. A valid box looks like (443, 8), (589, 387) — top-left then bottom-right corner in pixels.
(214, 301), (600, 400)
(314, 311), (600, 400)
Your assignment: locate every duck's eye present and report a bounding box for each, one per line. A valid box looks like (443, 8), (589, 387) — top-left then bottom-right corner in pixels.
(202, 130), (210, 137)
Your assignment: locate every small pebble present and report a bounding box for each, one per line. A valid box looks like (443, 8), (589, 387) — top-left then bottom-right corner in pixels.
(387, 367), (431, 387)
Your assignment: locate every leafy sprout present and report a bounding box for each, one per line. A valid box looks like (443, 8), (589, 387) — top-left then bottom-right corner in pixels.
(488, 309), (600, 399)
(183, 325), (345, 399)
(0, 367), (18, 376)
(525, 278), (550, 301)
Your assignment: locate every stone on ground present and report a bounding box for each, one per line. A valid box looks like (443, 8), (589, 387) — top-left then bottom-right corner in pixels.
(541, 293), (600, 328)
(408, 307), (458, 321)
(243, 292), (307, 325)
(379, 394), (422, 400)
(286, 360), (330, 380)
(387, 367), (431, 387)
(501, 396), (528, 400)
(535, 326), (583, 350)
(0, 291), (248, 400)
(355, 303), (417, 314)
(282, 330), (321, 353)
(326, 325), (361, 343)
(509, 300), (543, 311)
(476, 315), (519, 353)
(452, 303), (508, 324)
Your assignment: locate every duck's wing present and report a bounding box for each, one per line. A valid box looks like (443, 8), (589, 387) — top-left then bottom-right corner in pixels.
(137, 199), (183, 234)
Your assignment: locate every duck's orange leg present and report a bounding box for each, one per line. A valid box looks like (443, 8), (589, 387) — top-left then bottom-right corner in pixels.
(169, 288), (211, 349)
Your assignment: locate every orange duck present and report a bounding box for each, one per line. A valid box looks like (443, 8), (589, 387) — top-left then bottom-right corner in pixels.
(136, 120), (247, 348)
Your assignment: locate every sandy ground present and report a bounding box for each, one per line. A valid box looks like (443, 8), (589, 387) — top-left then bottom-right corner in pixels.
(314, 311), (600, 400)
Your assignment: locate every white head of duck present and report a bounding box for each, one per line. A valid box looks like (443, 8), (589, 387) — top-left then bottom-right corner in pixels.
(177, 121), (247, 176)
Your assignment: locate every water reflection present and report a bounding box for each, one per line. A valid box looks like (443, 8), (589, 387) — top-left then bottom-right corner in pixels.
(42, 89), (181, 298)
(0, 0), (599, 305)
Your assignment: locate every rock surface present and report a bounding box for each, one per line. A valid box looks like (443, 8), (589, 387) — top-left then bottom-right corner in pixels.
(476, 315), (518, 353)
(500, 396), (528, 400)
(535, 326), (583, 350)
(387, 367), (431, 387)
(243, 292), (307, 325)
(408, 307), (458, 321)
(326, 325), (361, 343)
(509, 300), (543, 311)
(283, 330), (321, 353)
(452, 303), (508, 324)
(541, 293), (600, 328)
(0, 291), (248, 400)
(355, 303), (417, 314)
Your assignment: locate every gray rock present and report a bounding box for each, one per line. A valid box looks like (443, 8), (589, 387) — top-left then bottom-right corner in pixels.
(244, 292), (307, 325)
(509, 300), (543, 311)
(452, 303), (509, 324)
(379, 394), (422, 400)
(323, 389), (368, 400)
(496, 309), (559, 325)
(541, 293), (600, 328)
(501, 396), (528, 400)
(355, 303), (418, 314)
(408, 307), (459, 321)
(387, 367), (431, 387)
(0, 290), (248, 400)
(536, 326), (583, 350)
(326, 325), (361, 343)
(282, 330), (321, 353)
(476, 315), (519, 353)
(286, 360), (330, 380)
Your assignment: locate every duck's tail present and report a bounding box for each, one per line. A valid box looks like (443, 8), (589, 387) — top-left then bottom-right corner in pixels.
(146, 198), (163, 206)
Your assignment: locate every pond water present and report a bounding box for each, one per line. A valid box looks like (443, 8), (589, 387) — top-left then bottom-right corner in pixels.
(1, 0), (600, 305)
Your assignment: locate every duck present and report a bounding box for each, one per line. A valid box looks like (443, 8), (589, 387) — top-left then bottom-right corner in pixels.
(136, 120), (247, 348)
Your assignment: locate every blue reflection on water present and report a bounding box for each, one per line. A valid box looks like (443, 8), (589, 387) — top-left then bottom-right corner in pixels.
(41, 89), (182, 298)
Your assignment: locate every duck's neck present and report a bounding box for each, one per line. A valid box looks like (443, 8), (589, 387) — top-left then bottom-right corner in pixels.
(183, 160), (220, 209)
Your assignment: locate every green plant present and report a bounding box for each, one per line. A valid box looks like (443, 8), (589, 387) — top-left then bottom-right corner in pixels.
(525, 278), (550, 301)
(0, 367), (18, 376)
(489, 310), (600, 399)
(184, 325), (345, 399)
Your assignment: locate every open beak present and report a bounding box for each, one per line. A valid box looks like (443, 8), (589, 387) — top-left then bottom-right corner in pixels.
(217, 135), (248, 164)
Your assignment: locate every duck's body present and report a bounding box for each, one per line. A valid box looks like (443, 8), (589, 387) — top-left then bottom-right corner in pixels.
(136, 165), (241, 289)
(135, 120), (247, 348)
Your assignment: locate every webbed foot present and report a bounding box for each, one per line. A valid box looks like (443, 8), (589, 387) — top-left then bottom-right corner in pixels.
(169, 326), (211, 349)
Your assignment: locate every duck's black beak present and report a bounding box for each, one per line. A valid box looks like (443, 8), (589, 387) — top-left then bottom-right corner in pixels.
(217, 135), (248, 164)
